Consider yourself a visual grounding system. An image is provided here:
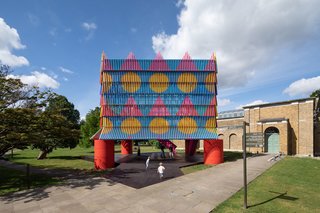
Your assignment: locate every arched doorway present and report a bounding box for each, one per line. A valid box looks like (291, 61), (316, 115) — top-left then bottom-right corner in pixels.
(229, 134), (237, 149)
(265, 127), (280, 153)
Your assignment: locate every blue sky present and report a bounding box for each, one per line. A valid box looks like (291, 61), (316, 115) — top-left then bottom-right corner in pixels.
(1, 0), (320, 118)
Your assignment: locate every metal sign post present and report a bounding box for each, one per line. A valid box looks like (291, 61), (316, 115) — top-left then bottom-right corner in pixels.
(243, 121), (248, 209)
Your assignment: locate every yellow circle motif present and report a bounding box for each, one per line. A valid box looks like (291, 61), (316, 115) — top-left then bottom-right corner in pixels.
(205, 73), (216, 92)
(102, 73), (112, 93)
(178, 117), (197, 134)
(149, 118), (169, 134)
(205, 118), (217, 133)
(149, 73), (169, 93)
(101, 118), (113, 134)
(177, 73), (197, 93)
(121, 117), (141, 134)
(121, 72), (141, 93)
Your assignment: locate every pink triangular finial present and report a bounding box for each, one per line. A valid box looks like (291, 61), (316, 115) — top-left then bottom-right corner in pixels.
(120, 97), (143, 116)
(127, 52), (136, 60)
(204, 96), (217, 116)
(182, 52), (192, 60)
(176, 96), (199, 116)
(149, 96), (171, 116)
(149, 52), (170, 71)
(205, 53), (216, 71)
(177, 52), (198, 71)
(155, 52), (164, 60)
(100, 52), (113, 71)
(121, 52), (142, 70)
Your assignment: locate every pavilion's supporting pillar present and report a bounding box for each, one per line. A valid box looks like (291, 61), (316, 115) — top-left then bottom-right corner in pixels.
(94, 140), (115, 170)
(185, 140), (199, 156)
(204, 139), (224, 165)
(121, 140), (133, 155)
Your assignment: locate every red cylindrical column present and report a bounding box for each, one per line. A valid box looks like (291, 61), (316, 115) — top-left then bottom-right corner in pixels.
(185, 140), (198, 156)
(121, 140), (133, 154)
(94, 140), (115, 170)
(204, 139), (224, 165)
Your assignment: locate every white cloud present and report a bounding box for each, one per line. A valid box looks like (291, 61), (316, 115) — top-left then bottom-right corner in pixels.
(283, 76), (320, 97)
(218, 98), (231, 107)
(0, 18), (29, 67)
(130, 27), (137, 33)
(82, 22), (97, 31)
(237, 100), (268, 109)
(81, 22), (97, 40)
(152, 0), (320, 89)
(63, 77), (69, 81)
(59, 66), (74, 74)
(8, 71), (60, 89)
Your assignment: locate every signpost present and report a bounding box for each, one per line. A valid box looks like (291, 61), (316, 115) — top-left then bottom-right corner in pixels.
(243, 127), (265, 209)
(242, 122), (248, 209)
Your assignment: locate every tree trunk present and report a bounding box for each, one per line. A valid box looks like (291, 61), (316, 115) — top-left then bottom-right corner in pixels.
(37, 150), (48, 160)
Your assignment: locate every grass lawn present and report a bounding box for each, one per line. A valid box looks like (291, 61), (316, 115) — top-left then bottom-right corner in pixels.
(0, 166), (61, 196)
(181, 164), (212, 174)
(8, 146), (95, 170)
(180, 151), (248, 174)
(213, 157), (320, 212)
(7, 145), (161, 170)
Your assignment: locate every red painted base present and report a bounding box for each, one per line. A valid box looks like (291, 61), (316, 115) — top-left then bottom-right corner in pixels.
(185, 140), (198, 156)
(121, 140), (133, 154)
(94, 140), (114, 170)
(204, 139), (224, 165)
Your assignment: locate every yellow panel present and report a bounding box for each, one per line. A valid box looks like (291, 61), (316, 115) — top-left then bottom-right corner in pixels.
(177, 73), (197, 93)
(121, 117), (141, 134)
(149, 73), (169, 93)
(178, 117), (197, 134)
(149, 118), (169, 134)
(205, 118), (217, 133)
(205, 73), (216, 92)
(121, 72), (141, 93)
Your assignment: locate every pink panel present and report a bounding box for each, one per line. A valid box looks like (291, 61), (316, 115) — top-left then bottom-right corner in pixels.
(204, 96), (217, 116)
(205, 54), (216, 71)
(120, 52), (142, 70)
(149, 52), (170, 71)
(176, 96), (199, 116)
(149, 96), (171, 116)
(176, 52), (198, 71)
(120, 96), (143, 116)
(103, 101), (114, 116)
(101, 52), (113, 71)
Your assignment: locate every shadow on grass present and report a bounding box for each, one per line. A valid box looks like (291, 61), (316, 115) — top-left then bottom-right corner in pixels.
(47, 156), (82, 160)
(0, 167), (117, 204)
(248, 191), (298, 208)
(224, 151), (253, 162)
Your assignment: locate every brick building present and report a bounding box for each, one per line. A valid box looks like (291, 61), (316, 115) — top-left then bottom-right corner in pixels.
(217, 97), (320, 156)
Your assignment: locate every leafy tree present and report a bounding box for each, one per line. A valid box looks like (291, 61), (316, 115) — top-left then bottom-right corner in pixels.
(311, 89), (320, 124)
(310, 89), (320, 98)
(0, 64), (47, 157)
(79, 107), (100, 148)
(33, 94), (80, 159)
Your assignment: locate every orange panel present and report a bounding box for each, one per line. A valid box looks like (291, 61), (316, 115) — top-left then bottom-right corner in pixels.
(204, 139), (224, 165)
(94, 140), (114, 170)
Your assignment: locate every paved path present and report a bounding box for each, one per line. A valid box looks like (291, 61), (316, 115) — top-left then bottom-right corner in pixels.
(0, 154), (277, 213)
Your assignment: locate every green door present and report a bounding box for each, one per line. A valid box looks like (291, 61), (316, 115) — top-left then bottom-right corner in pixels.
(266, 132), (280, 153)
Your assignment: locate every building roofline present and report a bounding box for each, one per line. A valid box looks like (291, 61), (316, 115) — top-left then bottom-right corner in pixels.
(242, 97), (315, 109)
